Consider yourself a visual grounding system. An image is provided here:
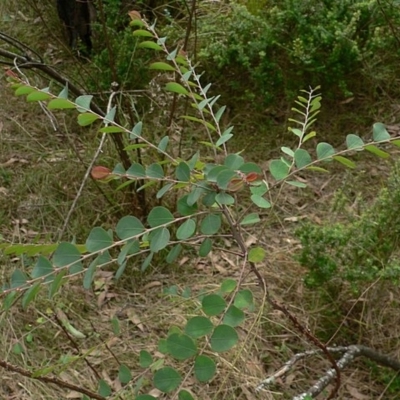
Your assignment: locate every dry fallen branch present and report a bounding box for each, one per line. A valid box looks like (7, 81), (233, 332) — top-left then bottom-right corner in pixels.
(256, 345), (400, 399)
(0, 358), (106, 400)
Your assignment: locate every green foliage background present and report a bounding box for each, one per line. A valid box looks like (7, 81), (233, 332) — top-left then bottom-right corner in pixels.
(197, 0), (400, 106)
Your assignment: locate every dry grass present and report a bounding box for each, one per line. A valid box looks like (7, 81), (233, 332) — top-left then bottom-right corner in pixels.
(1, 1), (400, 400)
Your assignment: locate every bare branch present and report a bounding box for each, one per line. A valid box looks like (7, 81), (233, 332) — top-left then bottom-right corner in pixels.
(0, 358), (106, 400)
(256, 345), (400, 399)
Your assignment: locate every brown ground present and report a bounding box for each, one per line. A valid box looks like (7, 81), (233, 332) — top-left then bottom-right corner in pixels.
(1, 1), (400, 400)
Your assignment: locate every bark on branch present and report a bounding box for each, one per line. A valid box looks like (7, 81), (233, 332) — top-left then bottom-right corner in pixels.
(256, 345), (400, 399)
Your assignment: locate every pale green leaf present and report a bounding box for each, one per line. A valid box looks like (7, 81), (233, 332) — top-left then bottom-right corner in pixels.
(316, 142), (335, 160)
(269, 159), (290, 180)
(346, 134), (364, 150)
(373, 122), (390, 142)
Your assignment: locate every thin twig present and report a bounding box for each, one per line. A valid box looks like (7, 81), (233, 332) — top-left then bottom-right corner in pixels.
(58, 91), (117, 239)
(0, 358), (106, 400)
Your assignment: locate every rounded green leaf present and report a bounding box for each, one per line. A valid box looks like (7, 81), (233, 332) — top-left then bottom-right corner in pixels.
(207, 165), (228, 182)
(15, 85), (34, 96)
(157, 183), (174, 199)
(224, 154), (244, 170)
(52, 242), (82, 270)
(281, 146), (294, 157)
(316, 142), (335, 160)
(11, 269), (28, 288)
(210, 325), (238, 352)
(240, 213), (260, 226)
(116, 216), (144, 239)
(373, 122), (390, 142)
(333, 155), (356, 169)
(98, 379), (111, 397)
(187, 183), (207, 206)
(149, 61), (175, 71)
(118, 364), (132, 384)
(149, 227), (170, 253)
(176, 162), (191, 182)
(234, 289), (254, 309)
(147, 206), (174, 227)
(130, 121), (143, 138)
(31, 256), (54, 279)
(138, 41), (163, 50)
(154, 367), (182, 393)
(215, 192), (235, 205)
(86, 227), (113, 252)
(223, 305), (245, 327)
(199, 238), (212, 257)
(77, 113), (99, 127)
(250, 181), (268, 196)
(250, 195), (271, 209)
(216, 131), (233, 147)
(139, 350), (153, 368)
(178, 389), (195, 400)
(248, 247), (266, 263)
(47, 98), (75, 109)
(49, 270), (67, 298)
(167, 333), (197, 360)
(26, 90), (51, 102)
(202, 192), (217, 207)
(141, 252), (154, 271)
(194, 355), (216, 382)
(166, 244), (182, 264)
(158, 338), (169, 354)
(126, 162), (146, 177)
(12, 342), (24, 354)
(83, 258), (98, 290)
(176, 219), (196, 240)
(200, 214), (221, 235)
(294, 148), (312, 168)
(220, 278), (237, 294)
(238, 162), (262, 174)
(346, 134), (364, 150)
(185, 316), (214, 338)
(365, 144), (390, 158)
(216, 169), (237, 190)
(75, 94), (93, 112)
(165, 82), (189, 95)
(22, 283), (41, 310)
(269, 159), (290, 180)
(132, 29), (154, 37)
(202, 294), (226, 316)
(177, 195), (198, 216)
(146, 163), (164, 179)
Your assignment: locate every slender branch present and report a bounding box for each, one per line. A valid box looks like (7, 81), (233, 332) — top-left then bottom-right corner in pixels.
(256, 345), (400, 399)
(0, 359), (106, 400)
(266, 294), (341, 399)
(54, 309), (101, 380)
(0, 33), (132, 171)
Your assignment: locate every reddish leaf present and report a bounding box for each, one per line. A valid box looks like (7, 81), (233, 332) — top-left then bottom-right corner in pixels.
(91, 166), (111, 180)
(5, 68), (18, 78)
(128, 10), (142, 20)
(245, 172), (261, 183)
(226, 178), (244, 193)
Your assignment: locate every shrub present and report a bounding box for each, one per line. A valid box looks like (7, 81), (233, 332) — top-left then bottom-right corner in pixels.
(196, 0), (400, 107)
(3, 11), (400, 399)
(297, 162), (400, 289)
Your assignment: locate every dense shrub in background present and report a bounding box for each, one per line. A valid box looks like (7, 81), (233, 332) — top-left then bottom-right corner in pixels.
(196, 0), (400, 107)
(296, 161), (400, 290)
(89, 0), (185, 93)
